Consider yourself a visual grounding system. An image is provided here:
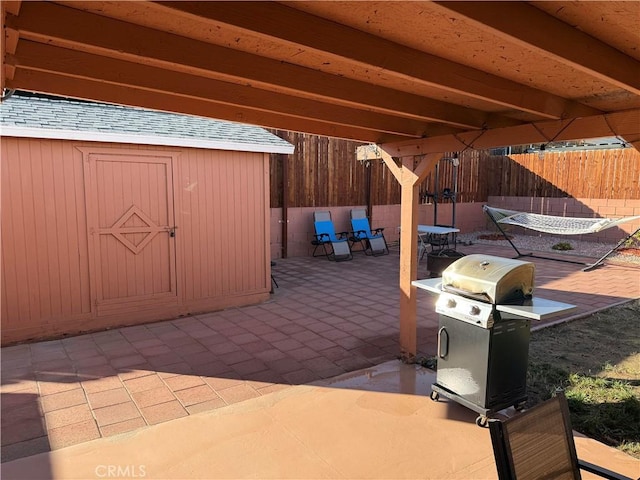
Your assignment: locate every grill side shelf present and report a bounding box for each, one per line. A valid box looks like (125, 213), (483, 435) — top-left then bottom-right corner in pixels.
(496, 298), (576, 321)
(412, 278), (444, 295)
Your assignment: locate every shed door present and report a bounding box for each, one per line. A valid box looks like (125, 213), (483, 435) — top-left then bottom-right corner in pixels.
(85, 151), (178, 316)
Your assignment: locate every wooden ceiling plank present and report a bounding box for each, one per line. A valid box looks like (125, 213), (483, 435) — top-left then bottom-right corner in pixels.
(7, 68), (397, 143)
(12, 40), (457, 138)
(8, 1), (503, 130)
(381, 109), (640, 156)
(436, 1), (640, 95)
(155, 0), (599, 120)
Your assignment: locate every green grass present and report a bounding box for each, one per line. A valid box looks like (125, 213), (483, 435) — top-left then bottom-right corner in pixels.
(527, 299), (640, 458)
(551, 241), (574, 251)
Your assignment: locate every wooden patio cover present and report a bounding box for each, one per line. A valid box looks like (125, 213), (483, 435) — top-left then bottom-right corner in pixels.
(2, 1), (639, 359)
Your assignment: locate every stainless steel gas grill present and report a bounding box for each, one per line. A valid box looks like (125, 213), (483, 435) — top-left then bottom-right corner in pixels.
(413, 254), (576, 426)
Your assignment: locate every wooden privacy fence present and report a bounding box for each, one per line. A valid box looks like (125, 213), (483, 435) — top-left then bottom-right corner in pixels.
(268, 131), (640, 207)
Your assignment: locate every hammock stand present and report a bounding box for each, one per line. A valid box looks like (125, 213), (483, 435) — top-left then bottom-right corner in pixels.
(483, 205), (640, 272)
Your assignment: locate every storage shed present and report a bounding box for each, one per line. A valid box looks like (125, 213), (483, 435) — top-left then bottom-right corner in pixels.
(1, 93), (294, 345)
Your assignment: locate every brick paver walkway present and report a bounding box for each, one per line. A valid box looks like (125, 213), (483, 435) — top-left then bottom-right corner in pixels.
(2, 244), (638, 462)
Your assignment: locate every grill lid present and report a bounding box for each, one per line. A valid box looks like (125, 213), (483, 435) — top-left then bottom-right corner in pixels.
(441, 254), (534, 304)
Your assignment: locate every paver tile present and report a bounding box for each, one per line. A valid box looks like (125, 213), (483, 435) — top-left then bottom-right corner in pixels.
(93, 401), (141, 427)
(203, 375), (244, 391)
(206, 342), (242, 355)
(185, 397), (227, 414)
(38, 381), (82, 396)
(87, 387), (131, 409)
(228, 332), (261, 345)
(216, 384), (260, 405)
(44, 404), (93, 429)
(124, 374), (164, 393)
(130, 386), (177, 408)
(147, 352), (187, 368)
(230, 359), (269, 376)
(138, 345), (172, 357)
(73, 355), (109, 368)
(163, 375), (205, 392)
(282, 369), (319, 385)
(1, 436), (50, 463)
(253, 348), (288, 362)
(1, 417), (46, 445)
(0, 379), (38, 394)
(99, 417), (147, 437)
(302, 356), (339, 373)
(140, 400), (188, 425)
(47, 419), (100, 450)
(190, 360), (231, 377)
(109, 354), (147, 368)
(222, 350), (254, 366)
(172, 342), (208, 357)
(288, 347), (320, 361)
(67, 348), (102, 361)
(265, 357), (304, 375)
(157, 362), (193, 378)
(256, 383), (292, 396)
(39, 388), (87, 413)
(174, 385), (219, 407)
(272, 338), (305, 352)
(181, 351), (217, 367)
(1, 391), (38, 410)
(81, 376), (124, 394)
(240, 340), (274, 354)
(117, 368), (155, 382)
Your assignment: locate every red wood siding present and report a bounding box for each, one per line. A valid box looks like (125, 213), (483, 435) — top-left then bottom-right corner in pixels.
(2, 138), (91, 328)
(1, 137), (270, 345)
(178, 149), (269, 302)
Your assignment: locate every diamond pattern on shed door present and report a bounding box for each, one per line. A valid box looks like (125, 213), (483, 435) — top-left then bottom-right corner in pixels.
(85, 152), (178, 316)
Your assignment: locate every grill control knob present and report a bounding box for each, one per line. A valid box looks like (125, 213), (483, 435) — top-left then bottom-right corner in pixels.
(446, 298), (457, 309)
(469, 305), (481, 316)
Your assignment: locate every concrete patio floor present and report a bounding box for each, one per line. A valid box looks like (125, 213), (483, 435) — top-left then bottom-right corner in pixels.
(2, 361), (638, 479)
(1, 243), (639, 476)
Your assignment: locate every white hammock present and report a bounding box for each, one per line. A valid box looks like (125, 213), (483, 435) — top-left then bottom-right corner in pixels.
(483, 205), (640, 235)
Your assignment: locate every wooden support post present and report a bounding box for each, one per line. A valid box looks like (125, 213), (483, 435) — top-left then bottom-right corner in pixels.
(397, 158), (421, 361)
(358, 145), (441, 361)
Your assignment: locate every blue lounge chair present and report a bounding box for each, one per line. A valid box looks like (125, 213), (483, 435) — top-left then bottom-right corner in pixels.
(349, 209), (389, 256)
(312, 211), (353, 261)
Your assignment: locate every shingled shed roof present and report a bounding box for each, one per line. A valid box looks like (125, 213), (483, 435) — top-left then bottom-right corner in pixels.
(0, 92), (294, 154)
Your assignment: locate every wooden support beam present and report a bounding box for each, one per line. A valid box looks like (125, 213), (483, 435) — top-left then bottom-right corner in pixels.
(154, 1), (599, 120)
(9, 41), (444, 139)
(7, 68), (390, 143)
(4, 1), (21, 16)
(382, 109), (640, 157)
(1, 5), (20, 89)
(436, 1), (640, 95)
(377, 148), (441, 360)
(8, 1), (505, 130)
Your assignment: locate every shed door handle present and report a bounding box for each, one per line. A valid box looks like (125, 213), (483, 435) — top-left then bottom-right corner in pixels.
(437, 327), (449, 359)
